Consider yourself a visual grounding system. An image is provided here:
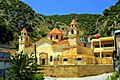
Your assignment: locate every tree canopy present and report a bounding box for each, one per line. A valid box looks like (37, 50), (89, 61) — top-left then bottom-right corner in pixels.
(5, 53), (43, 80)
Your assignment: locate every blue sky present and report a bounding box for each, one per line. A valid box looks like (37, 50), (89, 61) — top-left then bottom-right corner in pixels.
(21, 0), (117, 15)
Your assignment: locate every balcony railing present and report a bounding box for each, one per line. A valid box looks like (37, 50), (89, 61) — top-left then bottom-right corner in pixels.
(103, 47), (115, 50)
(94, 47), (115, 52)
(95, 57), (113, 64)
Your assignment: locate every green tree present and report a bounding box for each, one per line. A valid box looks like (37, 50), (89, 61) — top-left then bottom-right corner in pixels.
(32, 74), (44, 80)
(5, 53), (44, 80)
(97, 0), (120, 37)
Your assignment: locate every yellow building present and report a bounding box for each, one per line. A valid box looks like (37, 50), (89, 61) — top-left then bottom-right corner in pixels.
(36, 19), (94, 65)
(19, 19), (94, 65)
(91, 37), (115, 64)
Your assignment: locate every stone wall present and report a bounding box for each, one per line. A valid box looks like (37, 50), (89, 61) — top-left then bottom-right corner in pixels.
(40, 65), (113, 78)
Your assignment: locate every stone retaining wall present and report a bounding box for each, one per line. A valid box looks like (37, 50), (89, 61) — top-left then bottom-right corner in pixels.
(40, 65), (113, 78)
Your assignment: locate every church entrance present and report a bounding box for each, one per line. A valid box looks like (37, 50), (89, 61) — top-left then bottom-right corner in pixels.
(39, 52), (48, 65)
(42, 58), (45, 65)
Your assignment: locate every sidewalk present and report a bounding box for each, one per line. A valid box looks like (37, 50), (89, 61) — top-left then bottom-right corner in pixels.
(45, 73), (112, 80)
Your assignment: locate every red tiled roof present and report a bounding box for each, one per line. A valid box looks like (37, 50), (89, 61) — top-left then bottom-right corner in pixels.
(94, 34), (101, 39)
(53, 40), (68, 45)
(70, 19), (77, 25)
(48, 28), (64, 35)
(21, 28), (27, 33)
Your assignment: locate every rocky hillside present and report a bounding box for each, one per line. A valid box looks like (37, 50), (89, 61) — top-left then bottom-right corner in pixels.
(46, 0), (120, 37)
(0, 0), (101, 47)
(46, 14), (101, 36)
(0, 0), (119, 48)
(96, 0), (120, 36)
(0, 0), (51, 45)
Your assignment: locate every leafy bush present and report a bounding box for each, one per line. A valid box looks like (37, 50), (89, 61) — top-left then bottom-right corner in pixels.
(5, 53), (39, 80)
(107, 55), (120, 80)
(0, 77), (3, 80)
(32, 74), (44, 80)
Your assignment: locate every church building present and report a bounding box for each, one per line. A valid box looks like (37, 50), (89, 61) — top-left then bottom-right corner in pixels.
(19, 19), (95, 65)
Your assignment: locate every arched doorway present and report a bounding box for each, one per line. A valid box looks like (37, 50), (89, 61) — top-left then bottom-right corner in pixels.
(39, 52), (48, 65)
(42, 58), (45, 65)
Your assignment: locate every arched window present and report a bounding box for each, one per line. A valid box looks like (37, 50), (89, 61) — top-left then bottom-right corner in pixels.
(72, 25), (73, 27)
(63, 58), (68, 61)
(77, 30), (79, 34)
(71, 29), (74, 34)
(50, 35), (52, 40)
(77, 58), (82, 61)
(56, 35), (58, 39)
(25, 33), (27, 36)
(21, 37), (23, 41)
(50, 56), (52, 62)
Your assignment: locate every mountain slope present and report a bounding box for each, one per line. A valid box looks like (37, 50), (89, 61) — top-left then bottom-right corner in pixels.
(1, 0), (119, 48)
(46, 14), (101, 36)
(0, 0), (102, 47)
(0, 0), (51, 45)
(96, 0), (120, 36)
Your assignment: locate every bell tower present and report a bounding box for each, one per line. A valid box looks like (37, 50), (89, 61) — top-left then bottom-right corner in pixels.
(19, 28), (30, 53)
(68, 19), (81, 46)
(48, 28), (64, 42)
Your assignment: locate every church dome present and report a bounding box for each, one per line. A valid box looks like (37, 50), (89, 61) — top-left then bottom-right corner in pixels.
(48, 28), (64, 35)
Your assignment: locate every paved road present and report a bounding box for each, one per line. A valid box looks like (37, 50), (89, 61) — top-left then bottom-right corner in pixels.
(45, 73), (112, 80)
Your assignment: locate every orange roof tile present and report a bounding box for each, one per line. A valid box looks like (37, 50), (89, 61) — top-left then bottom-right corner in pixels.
(21, 28), (27, 33)
(53, 40), (68, 45)
(70, 19), (77, 25)
(48, 28), (64, 35)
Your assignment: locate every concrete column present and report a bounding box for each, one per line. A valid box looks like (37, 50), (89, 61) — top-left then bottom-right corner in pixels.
(99, 40), (101, 48)
(100, 52), (102, 58)
(91, 42), (93, 49)
(37, 54), (40, 65)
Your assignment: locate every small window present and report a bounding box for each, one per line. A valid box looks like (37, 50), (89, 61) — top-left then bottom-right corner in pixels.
(57, 55), (60, 61)
(21, 37), (23, 41)
(94, 55), (98, 57)
(77, 58), (82, 61)
(50, 35), (52, 40)
(94, 45), (100, 48)
(77, 30), (79, 34)
(63, 58), (68, 61)
(56, 35), (58, 39)
(71, 29), (74, 34)
(102, 54), (104, 57)
(72, 25), (73, 27)
(25, 33), (27, 36)
(50, 56), (52, 62)
(106, 54), (110, 57)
